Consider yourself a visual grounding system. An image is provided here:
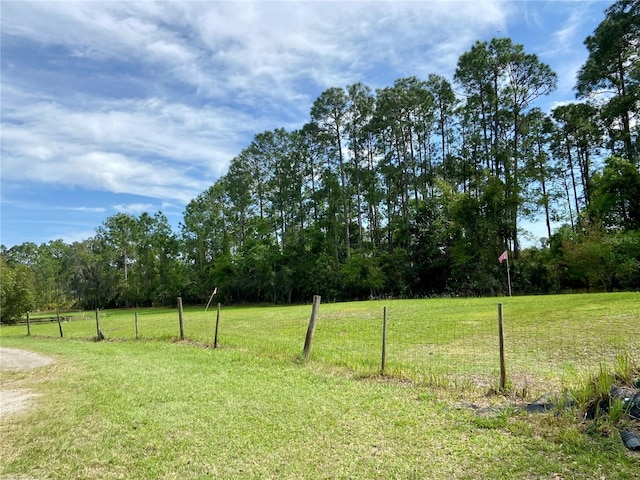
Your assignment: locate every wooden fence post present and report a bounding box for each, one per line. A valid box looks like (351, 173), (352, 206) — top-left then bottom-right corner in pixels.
(135, 312), (139, 340)
(214, 303), (221, 349)
(95, 308), (104, 341)
(178, 297), (185, 340)
(56, 310), (63, 338)
(498, 303), (506, 390)
(302, 295), (321, 359)
(26, 311), (31, 337)
(381, 306), (388, 375)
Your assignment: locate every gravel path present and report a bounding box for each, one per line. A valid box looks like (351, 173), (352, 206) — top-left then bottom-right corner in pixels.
(0, 347), (54, 418)
(0, 348), (53, 372)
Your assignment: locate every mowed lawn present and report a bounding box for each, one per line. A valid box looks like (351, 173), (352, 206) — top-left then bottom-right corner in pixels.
(1, 293), (639, 479)
(10, 293), (640, 389)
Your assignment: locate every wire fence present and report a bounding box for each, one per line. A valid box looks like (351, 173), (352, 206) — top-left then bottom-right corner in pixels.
(8, 293), (640, 394)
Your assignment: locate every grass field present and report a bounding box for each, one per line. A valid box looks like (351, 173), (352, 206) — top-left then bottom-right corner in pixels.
(7, 293), (640, 391)
(1, 293), (639, 478)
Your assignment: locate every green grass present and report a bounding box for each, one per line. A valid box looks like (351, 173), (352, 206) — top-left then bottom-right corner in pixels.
(1, 293), (639, 478)
(6, 293), (640, 392)
(2, 339), (639, 479)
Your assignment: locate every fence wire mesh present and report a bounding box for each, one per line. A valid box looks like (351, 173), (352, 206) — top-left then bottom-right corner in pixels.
(9, 294), (640, 394)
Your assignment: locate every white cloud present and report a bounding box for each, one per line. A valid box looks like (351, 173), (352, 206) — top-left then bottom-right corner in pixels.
(161, 201), (179, 211)
(0, 90), (258, 200)
(1, 0), (516, 210)
(112, 203), (155, 214)
(549, 99), (583, 111)
(2, 90), (253, 162)
(1, 0), (512, 100)
(2, 0), (599, 221)
(57, 229), (102, 245)
(69, 206), (107, 213)
(541, 2), (597, 94)
(0, 197), (106, 214)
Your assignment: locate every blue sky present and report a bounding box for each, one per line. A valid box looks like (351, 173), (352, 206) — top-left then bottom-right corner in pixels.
(1, 0), (613, 248)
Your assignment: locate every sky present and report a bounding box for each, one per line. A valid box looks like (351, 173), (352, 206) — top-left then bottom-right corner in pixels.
(0, 0), (614, 249)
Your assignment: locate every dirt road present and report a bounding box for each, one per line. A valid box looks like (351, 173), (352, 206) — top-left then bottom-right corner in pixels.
(0, 347), (54, 417)
(0, 348), (53, 371)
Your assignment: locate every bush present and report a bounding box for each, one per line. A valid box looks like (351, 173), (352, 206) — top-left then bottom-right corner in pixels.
(0, 260), (36, 323)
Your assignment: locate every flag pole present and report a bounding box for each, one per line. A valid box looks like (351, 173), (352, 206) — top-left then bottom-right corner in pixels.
(505, 255), (512, 297)
(205, 287), (218, 312)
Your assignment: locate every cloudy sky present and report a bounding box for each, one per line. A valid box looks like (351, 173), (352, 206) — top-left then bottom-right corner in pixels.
(1, 0), (612, 248)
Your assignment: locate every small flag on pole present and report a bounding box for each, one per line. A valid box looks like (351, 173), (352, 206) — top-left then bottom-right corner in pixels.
(498, 250), (512, 296)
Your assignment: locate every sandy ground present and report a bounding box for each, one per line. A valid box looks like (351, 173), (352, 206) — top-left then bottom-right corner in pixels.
(0, 347), (53, 418)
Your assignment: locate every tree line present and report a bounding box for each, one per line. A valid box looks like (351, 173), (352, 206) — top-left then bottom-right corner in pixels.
(1, 0), (638, 321)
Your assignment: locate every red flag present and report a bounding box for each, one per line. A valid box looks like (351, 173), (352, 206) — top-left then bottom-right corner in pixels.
(498, 250), (508, 263)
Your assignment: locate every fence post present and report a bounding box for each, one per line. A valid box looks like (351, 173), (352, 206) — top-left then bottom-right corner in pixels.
(214, 303), (221, 349)
(56, 309), (63, 338)
(95, 308), (104, 341)
(381, 306), (388, 375)
(178, 297), (185, 340)
(498, 303), (506, 390)
(26, 311), (31, 337)
(135, 312), (139, 340)
(302, 295), (321, 359)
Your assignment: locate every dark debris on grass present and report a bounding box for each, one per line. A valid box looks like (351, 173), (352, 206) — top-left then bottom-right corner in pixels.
(459, 378), (640, 452)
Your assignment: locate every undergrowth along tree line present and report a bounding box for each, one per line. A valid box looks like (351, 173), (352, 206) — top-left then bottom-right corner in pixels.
(1, 1), (639, 319)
